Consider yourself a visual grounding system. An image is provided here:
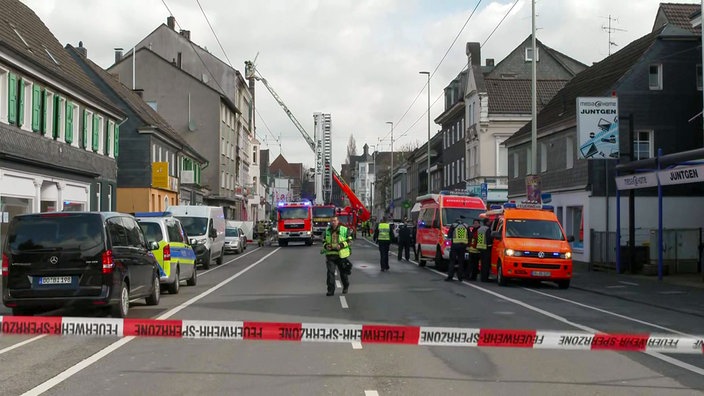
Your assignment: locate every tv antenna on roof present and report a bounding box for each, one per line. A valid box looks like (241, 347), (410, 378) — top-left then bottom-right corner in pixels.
(601, 15), (627, 56)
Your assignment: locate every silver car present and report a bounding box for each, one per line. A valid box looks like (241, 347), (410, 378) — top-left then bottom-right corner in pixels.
(225, 227), (245, 254)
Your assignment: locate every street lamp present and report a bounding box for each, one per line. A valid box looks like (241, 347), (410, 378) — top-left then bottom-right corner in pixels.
(369, 144), (377, 213)
(419, 71), (431, 194)
(385, 121), (394, 217)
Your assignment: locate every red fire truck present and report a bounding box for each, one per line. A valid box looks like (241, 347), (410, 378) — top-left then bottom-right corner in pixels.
(336, 206), (359, 239)
(312, 204), (336, 241)
(276, 201), (313, 246)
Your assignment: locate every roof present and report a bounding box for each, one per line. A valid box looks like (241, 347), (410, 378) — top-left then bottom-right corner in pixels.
(485, 79), (569, 114)
(0, 0), (122, 117)
(66, 46), (207, 164)
(505, 27), (665, 146)
(654, 3), (701, 33)
(270, 154), (303, 180)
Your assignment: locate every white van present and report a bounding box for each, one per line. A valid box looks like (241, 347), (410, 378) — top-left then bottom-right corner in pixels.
(167, 206), (226, 269)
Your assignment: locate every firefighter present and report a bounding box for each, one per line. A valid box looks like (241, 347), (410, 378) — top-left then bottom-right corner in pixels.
(445, 216), (469, 282)
(322, 215), (352, 296)
(477, 217), (492, 282)
(397, 221), (412, 261)
(467, 218), (482, 281)
(256, 220), (267, 247)
(373, 216), (391, 271)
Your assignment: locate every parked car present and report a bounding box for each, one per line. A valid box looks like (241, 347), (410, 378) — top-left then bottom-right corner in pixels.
(2, 212), (161, 317)
(225, 224), (245, 254)
(135, 212), (198, 293)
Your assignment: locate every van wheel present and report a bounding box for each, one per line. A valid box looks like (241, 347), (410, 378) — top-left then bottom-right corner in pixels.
(417, 245), (426, 267)
(167, 266), (180, 294)
(557, 279), (571, 289)
(186, 265), (197, 286)
(145, 273), (160, 306)
(202, 251), (211, 270)
(111, 281), (130, 318)
(497, 262), (508, 286)
(435, 247), (448, 272)
(216, 249), (224, 265)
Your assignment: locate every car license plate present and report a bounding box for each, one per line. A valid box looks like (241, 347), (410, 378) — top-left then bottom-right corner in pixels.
(39, 276), (72, 285)
(531, 271), (551, 277)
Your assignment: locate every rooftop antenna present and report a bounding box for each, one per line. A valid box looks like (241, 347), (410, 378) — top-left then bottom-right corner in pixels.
(601, 15), (627, 56)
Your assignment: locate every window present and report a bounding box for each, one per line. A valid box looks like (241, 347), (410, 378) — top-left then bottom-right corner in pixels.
(525, 47), (539, 62)
(108, 185), (113, 211)
(253, 147), (257, 164)
(566, 137), (574, 169)
(167, 221), (185, 243)
(152, 144), (156, 162)
(221, 171), (225, 188)
(512, 153), (519, 178)
(0, 68), (8, 123)
(566, 206), (584, 250)
(526, 147), (533, 175)
(697, 64), (702, 91)
(460, 157), (465, 181)
(633, 130), (653, 160)
(107, 218), (129, 247)
(649, 64), (662, 90)
(497, 141), (508, 176)
(122, 217), (146, 248)
(95, 182), (101, 211)
(20, 79), (32, 132)
(540, 142), (547, 172)
(83, 110), (92, 150)
(105, 119), (113, 155)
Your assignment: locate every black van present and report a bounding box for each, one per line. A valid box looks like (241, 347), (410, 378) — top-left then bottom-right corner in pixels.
(2, 212), (161, 317)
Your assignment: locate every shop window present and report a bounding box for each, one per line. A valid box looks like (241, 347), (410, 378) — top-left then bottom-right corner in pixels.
(0, 196), (33, 258)
(566, 206), (583, 251)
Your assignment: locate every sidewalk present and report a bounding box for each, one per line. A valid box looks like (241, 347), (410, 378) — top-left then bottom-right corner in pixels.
(571, 270), (704, 318)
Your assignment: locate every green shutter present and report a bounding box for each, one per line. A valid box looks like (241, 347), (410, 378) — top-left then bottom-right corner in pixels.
(81, 109), (88, 148)
(31, 85), (41, 132)
(105, 122), (111, 155)
(52, 95), (60, 139)
(92, 115), (99, 151)
(17, 78), (24, 127)
(8, 73), (17, 124)
(113, 123), (119, 157)
(65, 101), (73, 144)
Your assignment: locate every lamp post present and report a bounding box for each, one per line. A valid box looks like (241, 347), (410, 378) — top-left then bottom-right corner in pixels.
(419, 71), (431, 194)
(369, 144), (376, 213)
(385, 121), (394, 217)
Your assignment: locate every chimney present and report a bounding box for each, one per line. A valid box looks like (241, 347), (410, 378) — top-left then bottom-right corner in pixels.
(133, 89), (144, 98)
(486, 58), (495, 67)
(465, 42), (481, 66)
(167, 16), (176, 30)
(180, 29), (191, 41)
(76, 41), (87, 57)
(114, 47), (123, 64)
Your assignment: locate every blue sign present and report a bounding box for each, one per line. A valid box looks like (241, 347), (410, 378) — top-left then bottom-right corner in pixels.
(480, 183), (488, 201)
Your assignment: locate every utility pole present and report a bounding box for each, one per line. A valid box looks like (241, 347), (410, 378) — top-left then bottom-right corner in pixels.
(386, 121), (394, 217)
(531, 0), (537, 175)
(602, 15), (626, 56)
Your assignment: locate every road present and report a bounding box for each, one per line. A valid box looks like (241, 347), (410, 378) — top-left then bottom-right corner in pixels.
(1, 239), (703, 395)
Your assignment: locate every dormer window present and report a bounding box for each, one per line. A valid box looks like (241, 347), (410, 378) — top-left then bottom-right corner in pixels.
(525, 47), (539, 62)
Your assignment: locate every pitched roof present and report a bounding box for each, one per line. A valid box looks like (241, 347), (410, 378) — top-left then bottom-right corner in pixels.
(506, 27), (664, 145)
(654, 3), (701, 33)
(270, 154), (302, 180)
(66, 46), (207, 163)
(485, 79), (569, 114)
(0, 0), (121, 116)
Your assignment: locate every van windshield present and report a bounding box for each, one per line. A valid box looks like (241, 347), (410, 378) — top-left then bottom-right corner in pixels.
(278, 208), (309, 219)
(441, 208), (484, 225)
(8, 214), (104, 251)
(506, 219), (565, 240)
(177, 217), (208, 237)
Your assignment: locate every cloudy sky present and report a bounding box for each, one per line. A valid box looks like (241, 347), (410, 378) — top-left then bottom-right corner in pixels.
(22, 0), (701, 170)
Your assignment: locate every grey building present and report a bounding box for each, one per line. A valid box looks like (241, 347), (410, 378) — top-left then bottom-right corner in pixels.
(435, 70), (469, 192)
(68, 44), (208, 212)
(504, 14), (703, 268)
(0, 0), (124, 253)
(109, 47), (243, 219)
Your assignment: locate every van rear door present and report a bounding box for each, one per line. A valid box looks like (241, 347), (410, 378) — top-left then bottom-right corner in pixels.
(5, 213), (105, 297)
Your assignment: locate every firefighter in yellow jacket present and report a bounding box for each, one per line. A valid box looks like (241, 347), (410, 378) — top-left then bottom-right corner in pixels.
(322, 215), (352, 296)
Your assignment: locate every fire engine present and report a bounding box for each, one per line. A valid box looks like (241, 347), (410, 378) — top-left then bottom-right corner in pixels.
(312, 204), (336, 240)
(336, 206), (359, 239)
(276, 201), (313, 246)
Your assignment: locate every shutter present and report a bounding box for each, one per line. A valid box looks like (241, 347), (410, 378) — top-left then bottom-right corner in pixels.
(53, 95), (60, 139)
(65, 101), (73, 144)
(81, 109), (88, 148)
(113, 122), (119, 157)
(31, 85), (41, 132)
(7, 73), (17, 124)
(92, 115), (99, 151)
(17, 78), (24, 127)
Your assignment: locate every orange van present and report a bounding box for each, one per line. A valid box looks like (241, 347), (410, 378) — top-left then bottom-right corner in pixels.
(486, 202), (573, 288)
(415, 191), (486, 271)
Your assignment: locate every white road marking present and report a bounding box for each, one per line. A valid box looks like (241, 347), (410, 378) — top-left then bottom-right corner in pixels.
(0, 335), (47, 356)
(21, 248), (281, 396)
(605, 285), (626, 289)
(340, 296), (349, 309)
(336, 280), (342, 289)
(618, 281), (639, 286)
(365, 391), (379, 396)
(351, 341), (363, 350)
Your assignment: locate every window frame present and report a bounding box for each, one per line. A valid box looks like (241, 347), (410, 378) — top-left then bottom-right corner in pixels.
(633, 130), (654, 160)
(525, 47), (540, 62)
(649, 64), (663, 90)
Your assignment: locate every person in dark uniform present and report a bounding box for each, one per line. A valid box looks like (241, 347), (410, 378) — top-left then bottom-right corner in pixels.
(467, 218), (481, 280)
(373, 216), (391, 271)
(445, 216), (469, 282)
(477, 217), (493, 282)
(397, 221), (412, 261)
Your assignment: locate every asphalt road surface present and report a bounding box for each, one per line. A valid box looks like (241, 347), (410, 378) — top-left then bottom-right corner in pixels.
(1, 240), (703, 395)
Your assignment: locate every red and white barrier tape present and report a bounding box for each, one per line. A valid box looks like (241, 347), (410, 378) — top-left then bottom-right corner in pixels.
(1, 316), (702, 354)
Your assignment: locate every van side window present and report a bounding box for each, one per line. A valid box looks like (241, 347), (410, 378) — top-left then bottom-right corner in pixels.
(107, 218), (129, 247)
(122, 217), (145, 248)
(167, 221), (184, 243)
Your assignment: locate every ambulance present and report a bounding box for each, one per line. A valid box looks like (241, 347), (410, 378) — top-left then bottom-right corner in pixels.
(485, 202), (574, 288)
(415, 191), (487, 271)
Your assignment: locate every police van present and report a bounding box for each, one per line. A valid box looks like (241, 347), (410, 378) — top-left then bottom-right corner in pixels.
(135, 212), (198, 293)
(484, 202), (574, 288)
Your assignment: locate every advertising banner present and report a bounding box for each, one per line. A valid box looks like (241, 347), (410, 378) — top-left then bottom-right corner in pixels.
(576, 97), (619, 160)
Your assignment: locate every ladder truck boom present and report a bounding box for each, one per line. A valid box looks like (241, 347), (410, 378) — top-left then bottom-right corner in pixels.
(246, 61), (370, 221)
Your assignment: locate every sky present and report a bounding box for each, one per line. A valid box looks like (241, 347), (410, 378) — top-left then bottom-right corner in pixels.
(21, 0), (702, 171)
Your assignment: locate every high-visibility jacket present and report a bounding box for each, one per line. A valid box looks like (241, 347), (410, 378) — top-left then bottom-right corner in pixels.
(377, 223), (391, 241)
(324, 225), (352, 258)
(476, 225), (489, 250)
(451, 223), (469, 244)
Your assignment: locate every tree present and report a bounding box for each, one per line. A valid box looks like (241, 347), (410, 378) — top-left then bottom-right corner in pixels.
(345, 134), (357, 164)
